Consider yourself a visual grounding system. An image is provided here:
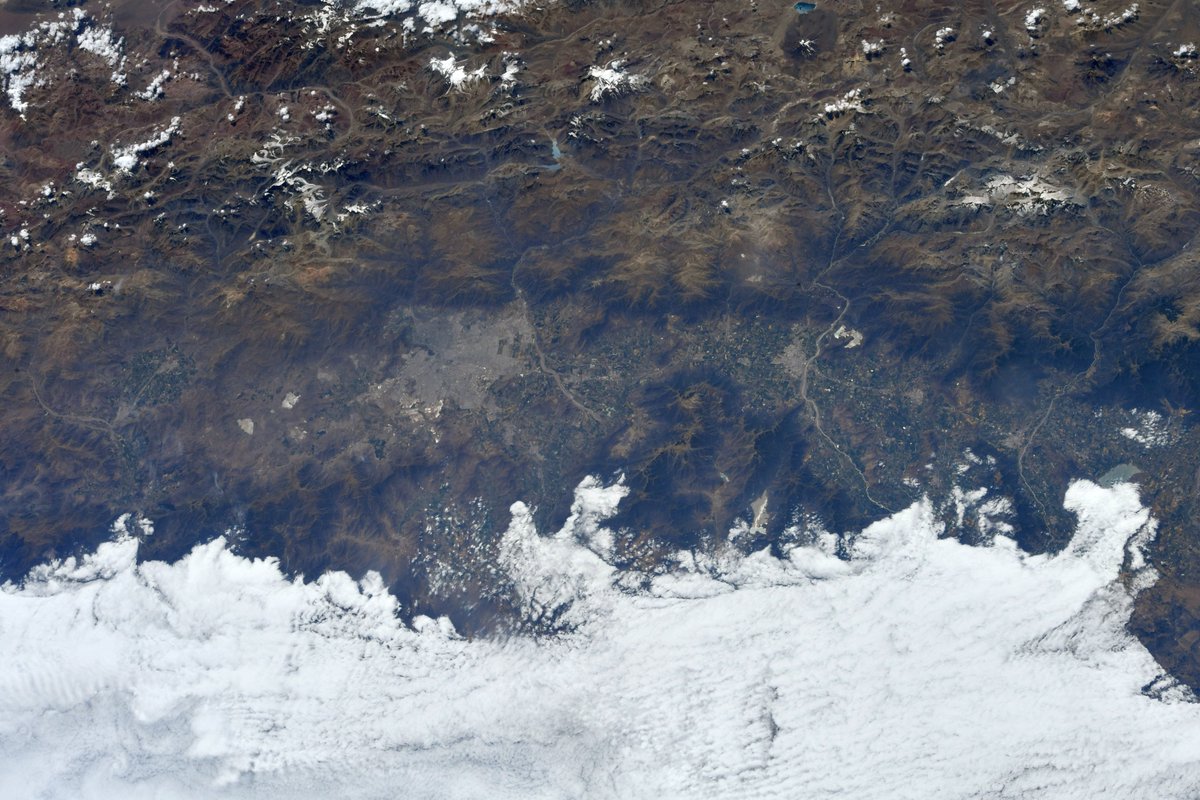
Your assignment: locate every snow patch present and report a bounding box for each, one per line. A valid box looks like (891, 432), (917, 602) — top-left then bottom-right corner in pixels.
(821, 87), (867, 120)
(587, 59), (648, 102)
(429, 53), (487, 90)
(1025, 7), (1047, 34)
(958, 173), (1080, 215)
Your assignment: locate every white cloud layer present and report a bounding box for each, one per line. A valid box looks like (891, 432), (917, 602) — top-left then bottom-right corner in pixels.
(2, 479), (1199, 799)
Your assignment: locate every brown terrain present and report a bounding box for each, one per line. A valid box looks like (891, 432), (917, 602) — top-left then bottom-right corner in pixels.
(2, 0), (1200, 680)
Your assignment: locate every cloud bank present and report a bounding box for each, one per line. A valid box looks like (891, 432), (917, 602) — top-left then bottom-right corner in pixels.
(1, 479), (1198, 799)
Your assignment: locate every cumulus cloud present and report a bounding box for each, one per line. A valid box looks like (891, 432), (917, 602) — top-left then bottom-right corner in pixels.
(1, 479), (1198, 799)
